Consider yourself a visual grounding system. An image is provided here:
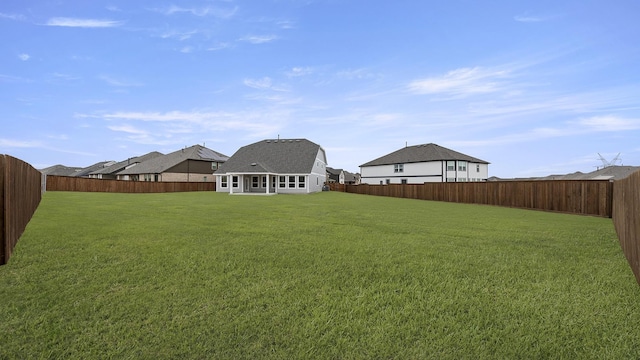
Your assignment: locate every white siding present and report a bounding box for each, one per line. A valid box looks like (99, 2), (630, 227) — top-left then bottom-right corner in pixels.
(360, 161), (444, 184)
(360, 161), (489, 184)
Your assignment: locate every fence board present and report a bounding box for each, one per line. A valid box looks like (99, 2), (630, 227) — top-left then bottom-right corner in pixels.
(330, 180), (613, 217)
(1, 155), (42, 265)
(612, 169), (640, 285)
(46, 175), (215, 193)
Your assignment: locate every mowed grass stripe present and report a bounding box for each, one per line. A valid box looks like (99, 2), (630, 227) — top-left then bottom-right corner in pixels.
(1, 191), (638, 359)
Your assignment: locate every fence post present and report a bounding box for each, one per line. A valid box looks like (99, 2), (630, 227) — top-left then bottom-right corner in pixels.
(1, 155), (5, 264)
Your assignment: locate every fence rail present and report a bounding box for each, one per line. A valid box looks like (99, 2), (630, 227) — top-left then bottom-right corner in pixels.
(331, 180), (613, 217)
(46, 175), (215, 193)
(612, 169), (640, 285)
(1, 155), (42, 265)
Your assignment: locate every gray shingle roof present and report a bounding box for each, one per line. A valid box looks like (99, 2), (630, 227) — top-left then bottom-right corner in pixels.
(118, 145), (228, 175)
(90, 151), (164, 175)
(216, 139), (324, 174)
(41, 161), (115, 177)
(360, 143), (489, 167)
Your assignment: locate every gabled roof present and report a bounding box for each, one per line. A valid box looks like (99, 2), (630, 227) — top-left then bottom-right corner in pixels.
(535, 165), (640, 181)
(326, 167), (342, 176)
(90, 152), (164, 175)
(118, 145), (229, 175)
(360, 143), (489, 167)
(40, 161), (115, 177)
(40, 164), (83, 176)
(216, 138), (324, 174)
(73, 161), (117, 177)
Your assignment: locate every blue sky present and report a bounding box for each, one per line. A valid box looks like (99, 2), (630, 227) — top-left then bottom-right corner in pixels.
(2, 0), (639, 178)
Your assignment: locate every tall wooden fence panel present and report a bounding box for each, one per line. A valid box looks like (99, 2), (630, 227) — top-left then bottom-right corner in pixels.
(1, 155), (42, 265)
(46, 175), (215, 193)
(330, 180), (613, 217)
(612, 169), (640, 285)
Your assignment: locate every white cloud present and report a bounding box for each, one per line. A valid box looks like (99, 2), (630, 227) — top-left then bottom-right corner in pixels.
(449, 115), (640, 148)
(0, 12), (26, 21)
(277, 20), (296, 29)
(286, 67), (313, 77)
(239, 35), (278, 44)
(46, 17), (123, 28)
(18, 53), (30, 61)
(207, 42), (232, 51)
(574, 115), (640, 131)
(407, 67), (510, 96)
(161, 30), (198, 41)
(99, 75), (143, 87)
(108, 124), (148, 135)
(180, 46), (194, 53)
(514, 14), (556, 23)
(244, 77), (273, 89)
(243, 77), (290, 92)
(160, 5), (238, 18)
(96, 110), (285, 141)
(336, 68), (379, 80)
(514, 15), (543, 23)
(0, 138), (41, 148)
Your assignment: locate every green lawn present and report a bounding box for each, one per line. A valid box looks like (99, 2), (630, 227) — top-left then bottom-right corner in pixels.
(1, 191), (639, 359)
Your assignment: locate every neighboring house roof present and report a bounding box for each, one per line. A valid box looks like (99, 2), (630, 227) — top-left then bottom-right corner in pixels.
(360, 143), (489, 167)
(73, 161), (117, 177)
(326, 167), (341, 176)
(489, 166), (640, 181)
(40, 161), (115, 177)
(216, 138), (325, 174)
(326, 166), (341, 182)
(119, 145), (229, 175)
(343, 171), (358, 183)
(40, 164), (83, 176)
(90, 151), (164, 175)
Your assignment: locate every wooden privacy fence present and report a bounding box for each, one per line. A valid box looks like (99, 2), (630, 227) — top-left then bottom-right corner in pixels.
(331, 180), (613, 217)
(1, 155), (42, 265)
(46, 175), (215, 193)
(612, 169), (640, 285)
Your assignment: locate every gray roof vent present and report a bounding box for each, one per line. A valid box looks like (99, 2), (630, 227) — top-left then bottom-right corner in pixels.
(251, 162), (257, 166)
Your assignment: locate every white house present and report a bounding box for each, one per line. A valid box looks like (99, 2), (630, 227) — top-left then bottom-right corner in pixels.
(360, 143), (489, 184)
(215, 138), (327, 194)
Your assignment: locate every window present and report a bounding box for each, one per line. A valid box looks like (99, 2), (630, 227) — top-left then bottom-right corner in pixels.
(262, 176), (267, 188)
(211, 163), (218, 170)
(221, 176), (228, 188)
(446, 178), (456, 182)
(401, 179), (407, 184)
(447, 161), (455, 171)
(272, 176), (277, 188)
(458, 161), (467, 171)
(279, 176), (286, 188)
(232, 176), (239, 188)
(288, 176), (296, 188)
(394, 164), (404, 173)
(252, 176), (259, 188)
(386, 179), (390, 185)
(298, 176), (305, 188)
(476, 164), (480, 172)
